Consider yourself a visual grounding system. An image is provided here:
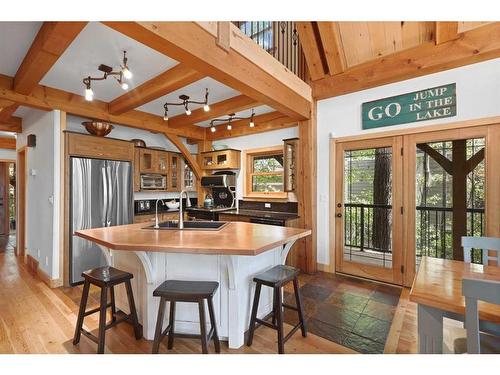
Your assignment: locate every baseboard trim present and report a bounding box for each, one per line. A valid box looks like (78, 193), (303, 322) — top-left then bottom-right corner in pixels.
(37, 267), (63, 288)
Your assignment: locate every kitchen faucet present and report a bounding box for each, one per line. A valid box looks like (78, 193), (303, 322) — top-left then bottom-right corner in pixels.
(154, 199), (166, 229)
(179, 190), (189, 229)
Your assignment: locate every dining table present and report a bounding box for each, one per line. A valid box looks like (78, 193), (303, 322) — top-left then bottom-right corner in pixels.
(409, 256), (500, 353)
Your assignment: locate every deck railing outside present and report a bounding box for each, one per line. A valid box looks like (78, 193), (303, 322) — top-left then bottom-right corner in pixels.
(343, 203), (485, 264)
(232, 21), (307, 81)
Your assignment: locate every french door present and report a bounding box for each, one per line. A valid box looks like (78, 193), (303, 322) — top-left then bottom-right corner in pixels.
(333, 122), (500, 287)
(334, 136), (404, 285)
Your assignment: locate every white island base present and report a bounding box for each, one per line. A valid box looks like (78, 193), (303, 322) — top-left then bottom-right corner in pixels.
(100, 241), (296, 349)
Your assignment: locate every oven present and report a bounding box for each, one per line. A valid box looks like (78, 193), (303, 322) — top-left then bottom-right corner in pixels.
(140, 174), (166, 190)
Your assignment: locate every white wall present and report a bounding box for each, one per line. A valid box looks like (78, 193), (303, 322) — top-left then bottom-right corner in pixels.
(17, 109), (61, 278)
(212, 127), (299, 199)
(67, 115), (197, 200)
(316, 58), (500, 266)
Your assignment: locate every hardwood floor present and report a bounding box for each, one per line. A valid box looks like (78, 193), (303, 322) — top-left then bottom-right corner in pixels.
(0, 250), (355, 354)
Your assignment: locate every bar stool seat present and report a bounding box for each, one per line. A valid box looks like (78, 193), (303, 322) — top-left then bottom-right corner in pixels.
(247, 265), (307, 354)
(73, 266), (142, 354)
(152, 280), (220, 354)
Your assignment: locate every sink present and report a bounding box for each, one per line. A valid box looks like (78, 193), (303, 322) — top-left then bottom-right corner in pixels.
(144, 220), (229, 231)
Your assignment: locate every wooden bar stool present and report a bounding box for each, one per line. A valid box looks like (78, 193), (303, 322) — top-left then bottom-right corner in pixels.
(152, 280), (220, 354)
(247, 265), (307, 354)
(73, 266), (142, 354)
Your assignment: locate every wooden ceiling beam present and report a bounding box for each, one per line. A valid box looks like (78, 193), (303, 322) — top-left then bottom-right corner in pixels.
(14, 22), (88, 95)
(108, 64), (204, 115)
(316, 22), (347, 75)
(0, 74), (205, 140)
(312, 22), (500, 100)
(0, 137), (16, 150)
(0, 116), (22, 133)
(103, 22), (312, 120)
(0, 104), (20, 123)
(0, 22), (87, 125)
(167, 95), (258, 129)
(435, 22), (460, 45)
(296, 22), (326, 80)
(206, 111), (296, 140)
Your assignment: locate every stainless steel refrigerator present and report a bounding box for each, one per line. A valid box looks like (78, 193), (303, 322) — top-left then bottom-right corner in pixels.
(70, 157), (133, 285)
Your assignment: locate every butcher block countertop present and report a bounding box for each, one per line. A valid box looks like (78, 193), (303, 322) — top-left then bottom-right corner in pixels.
(75, 222), (311, 256)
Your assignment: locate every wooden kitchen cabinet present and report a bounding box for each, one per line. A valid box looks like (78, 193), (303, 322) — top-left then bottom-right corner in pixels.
(182, 157), (197, 192)
(133, 211), (183, 224)
(201, 149), (241, 170)
(283, 138), (299, 192)
(67, 132), (134, 161)
(134, 148), (141, 192)
(157, 151), (168, 174)
(167, 152), (182, 191)
(139, 148), (157, 174)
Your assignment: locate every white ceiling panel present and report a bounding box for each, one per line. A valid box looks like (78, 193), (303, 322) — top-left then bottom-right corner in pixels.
(40, 22), (178, 102)
(0, 22), (42, 76)
(196, 105), (275, 127)
(137, 77), (240, 118)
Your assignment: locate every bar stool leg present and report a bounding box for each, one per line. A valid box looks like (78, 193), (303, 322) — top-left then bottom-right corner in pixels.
(152, 297), (166, 354)
(293, 277), (307, 337)
(125, 280), (142, 339)
(246, 283), (262, 346)
(198, 300), (209, 354)
(167, 301), (176, 350)
(110, 286), (117, 323)
(97, 286), (108, 354)
(73, 280), (90, 345)
(207, 296), (220, 353)
(272, 288), (278, 327)
(275, 286), (285, 354)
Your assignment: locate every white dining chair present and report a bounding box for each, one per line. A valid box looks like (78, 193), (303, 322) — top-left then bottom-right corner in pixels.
(462, 236), (500, 266)
(462, 278), (500, 354)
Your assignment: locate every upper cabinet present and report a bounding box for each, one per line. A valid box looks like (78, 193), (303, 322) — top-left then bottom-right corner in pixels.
(283, 138), (299, 192)
(182, 157), (197, 192)
(67, 132), (134, 161)
(201, 149), (241, 170)
(167, 153), (182, 191)
(138, 148), (169, 175)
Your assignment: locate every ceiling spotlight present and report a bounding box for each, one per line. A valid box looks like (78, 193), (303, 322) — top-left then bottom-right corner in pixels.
(83, 77), (94, 101)
(209, 110), (256, 132)
(163, 114), (168, 121)
(82, 51), (132, 99)
(249, 109), (255, 127)
(163, 88), (209, 120)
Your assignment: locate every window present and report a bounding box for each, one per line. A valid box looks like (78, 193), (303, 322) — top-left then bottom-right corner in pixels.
(244, 146), (286, 198)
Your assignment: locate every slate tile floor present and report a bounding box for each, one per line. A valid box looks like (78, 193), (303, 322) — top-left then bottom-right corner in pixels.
(284, 271), (401, 354)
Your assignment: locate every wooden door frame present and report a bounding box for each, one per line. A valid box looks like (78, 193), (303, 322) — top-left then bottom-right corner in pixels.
(16, 147), (26, 258)
(0, 159), (15, 237)
(334, 136), (404, 285)
(403, 125), (496, 286)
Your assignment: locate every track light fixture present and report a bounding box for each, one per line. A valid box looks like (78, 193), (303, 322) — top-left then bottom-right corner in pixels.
(82, 51), (132, 102)
(163, 88), (209, 121)
(209, 110), (255, 133)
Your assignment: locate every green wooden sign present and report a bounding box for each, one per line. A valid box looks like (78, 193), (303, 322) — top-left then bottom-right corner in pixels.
(362, 83), (456, 129)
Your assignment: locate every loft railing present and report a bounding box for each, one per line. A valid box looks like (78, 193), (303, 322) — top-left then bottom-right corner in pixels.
(343, 203), (485, 264)
(232, 21), (307, 81)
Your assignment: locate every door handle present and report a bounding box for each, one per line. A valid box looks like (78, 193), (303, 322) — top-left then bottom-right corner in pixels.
(336, 213), (342, 218)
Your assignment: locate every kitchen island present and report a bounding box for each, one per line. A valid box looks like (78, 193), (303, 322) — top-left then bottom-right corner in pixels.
(75, 221), (311, 348)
